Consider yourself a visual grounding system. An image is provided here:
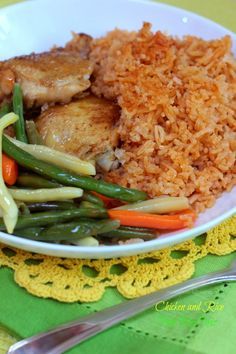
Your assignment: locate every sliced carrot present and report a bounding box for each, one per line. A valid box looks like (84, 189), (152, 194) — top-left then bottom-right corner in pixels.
(2, 153), (18, 186)
(92, 191), (125, 208)
(172, 209), (197, 220)
(108, 209), (196, 230)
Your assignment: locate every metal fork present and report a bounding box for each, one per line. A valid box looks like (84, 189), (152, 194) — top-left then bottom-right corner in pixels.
(8, 258), (236, 354)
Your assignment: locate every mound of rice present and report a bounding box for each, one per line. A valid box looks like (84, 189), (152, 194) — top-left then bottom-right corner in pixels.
(90, 23), (236, 212)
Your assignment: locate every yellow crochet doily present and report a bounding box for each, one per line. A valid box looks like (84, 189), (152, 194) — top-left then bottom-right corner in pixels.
(0, 328), (16, 354)
(0, 216), (235, 303)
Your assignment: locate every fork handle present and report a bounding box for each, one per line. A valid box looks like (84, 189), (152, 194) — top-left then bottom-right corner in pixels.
(8, 269), (236, 354)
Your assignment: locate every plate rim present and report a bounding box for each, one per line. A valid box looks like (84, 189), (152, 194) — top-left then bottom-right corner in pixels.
(0, 206), (235, 259)
(1, 0), (236, 36)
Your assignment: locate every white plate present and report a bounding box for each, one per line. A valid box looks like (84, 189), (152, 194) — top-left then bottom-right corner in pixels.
(0, 0), (235, 258)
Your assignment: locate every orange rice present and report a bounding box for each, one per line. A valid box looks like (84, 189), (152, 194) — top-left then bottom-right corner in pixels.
(90, 23), (236, 212)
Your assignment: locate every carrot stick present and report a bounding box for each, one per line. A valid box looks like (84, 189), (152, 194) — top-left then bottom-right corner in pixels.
(92, 191), (125, 208)
(108, 209), (196, 229)
(2, 153), (18, 186)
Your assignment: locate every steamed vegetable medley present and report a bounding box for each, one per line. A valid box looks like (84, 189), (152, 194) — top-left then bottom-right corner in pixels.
(0, 84), (196, 246)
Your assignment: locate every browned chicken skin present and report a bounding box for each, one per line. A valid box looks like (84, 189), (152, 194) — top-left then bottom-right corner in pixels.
(0, 50), (93, 108)
(0, 34), (121, 167)
(64, 32), (93, 59)
(35, 95), (120, 161)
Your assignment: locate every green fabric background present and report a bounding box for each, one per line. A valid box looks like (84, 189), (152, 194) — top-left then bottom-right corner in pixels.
(0, 0), (236, 353)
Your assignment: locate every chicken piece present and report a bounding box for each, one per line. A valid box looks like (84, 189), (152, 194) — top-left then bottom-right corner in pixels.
(35, 95), (120, 160)
(64, 32), (93, 59)
(0, 68), (15, 100)
(0, 50), (93, 108)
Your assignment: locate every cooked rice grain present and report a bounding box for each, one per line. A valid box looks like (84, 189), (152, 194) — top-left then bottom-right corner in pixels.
(90, 23), (236, 212)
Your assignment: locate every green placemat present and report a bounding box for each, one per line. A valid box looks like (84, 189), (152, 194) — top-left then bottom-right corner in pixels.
(0, 254), (236, 354)
(0, 1), (236, 353)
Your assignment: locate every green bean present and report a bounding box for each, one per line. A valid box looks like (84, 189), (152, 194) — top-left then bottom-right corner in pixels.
(25, 120), (44, 145)
(38, 219), (120, 241)
(80, 201), (104, 211)
(100, 226), (157, 240)
(13, 84), (28, 143)
(0, 103), (11, 118)
(17, 174), (61, 189)
(114, 196), (189, 214)
(113, 226), (157, 233)
(14, 227), (44, 239)
(40, 222), (98, 241)
(2, 135), (147, 202)
(9, 136), (96, 176)
(17, 176), (104, 209)
(16, 201), (31, 215)
(81, 191), (104, 207)
(26, 201), (77, 212)
(70, 218), (120, 234)
(71, 236), (99, 247)
(10, 187), (83, 202)
(0, 208), (107, 231)
(71, 217), (97, 224)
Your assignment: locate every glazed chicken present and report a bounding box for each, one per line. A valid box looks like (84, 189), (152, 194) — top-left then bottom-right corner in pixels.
(0, 50), (93, 108)
(64, 32), (93, 59)
(35, 95), (120, 162)
(1, 34), (121, 169)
